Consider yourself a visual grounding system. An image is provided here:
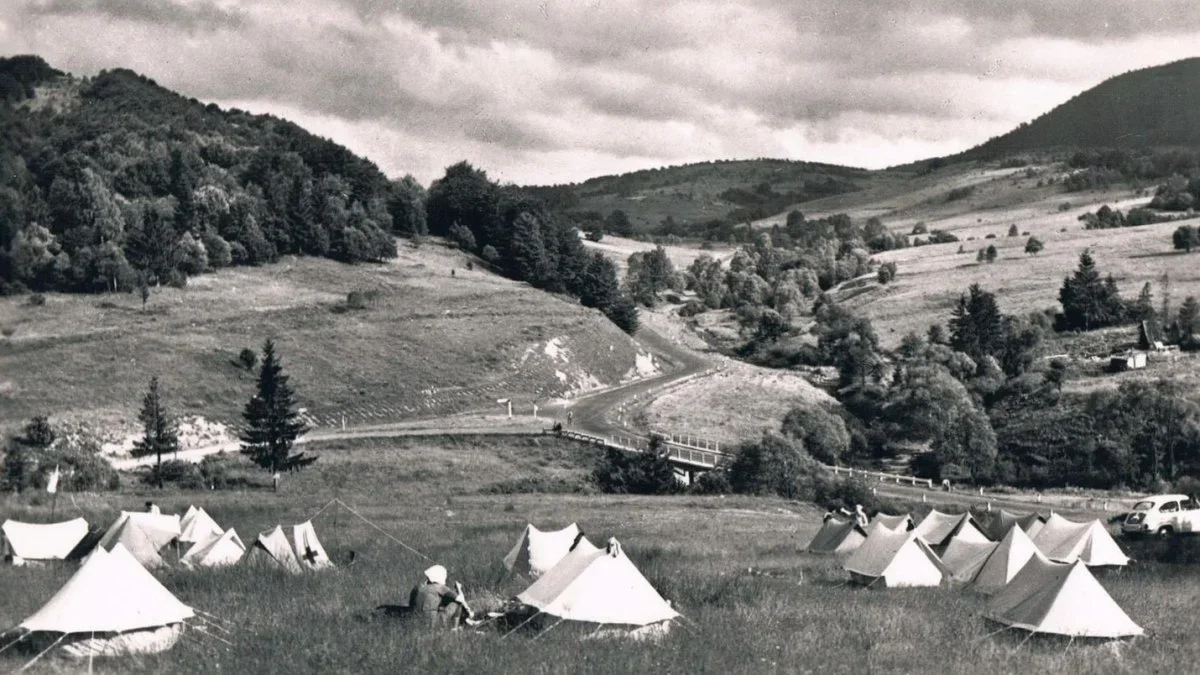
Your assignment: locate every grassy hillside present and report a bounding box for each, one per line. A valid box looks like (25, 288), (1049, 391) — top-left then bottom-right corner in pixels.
(528, 159), (867, 236)
(1, 435), (1193, 674)
(0, 240), (651, 438)
(961, 57), (1200, 159)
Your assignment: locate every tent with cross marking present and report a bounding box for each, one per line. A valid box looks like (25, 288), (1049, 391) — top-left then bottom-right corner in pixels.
(504, 523), (586, 578)
(243, 525), (303, 573)
(291, 521), (333, 570)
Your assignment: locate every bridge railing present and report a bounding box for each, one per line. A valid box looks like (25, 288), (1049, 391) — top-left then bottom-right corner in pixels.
(550, 429), (725, 469)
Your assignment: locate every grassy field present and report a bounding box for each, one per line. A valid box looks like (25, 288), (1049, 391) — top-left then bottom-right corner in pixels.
(638, 361), (835, 445)
(582, 235), (735, 277)
(0, 435), (1193, 674)
(0, 240), (649, 439)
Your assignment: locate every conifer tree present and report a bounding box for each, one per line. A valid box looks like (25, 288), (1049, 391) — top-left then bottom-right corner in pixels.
(240, 339), (314, 478)
(132, 377), (179, 488)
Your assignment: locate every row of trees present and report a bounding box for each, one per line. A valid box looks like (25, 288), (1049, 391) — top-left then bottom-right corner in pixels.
(427, 162), (638, 332)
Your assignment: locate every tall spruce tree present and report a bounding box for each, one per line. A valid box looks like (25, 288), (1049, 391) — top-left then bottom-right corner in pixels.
(948, 284), (1005, 363)
(1059, 250), (1125, 331)
(240, 339), (314, 478)
(132, 377), (179, 488)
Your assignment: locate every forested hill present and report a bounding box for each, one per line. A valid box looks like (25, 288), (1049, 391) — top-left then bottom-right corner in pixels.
(960, 57), (1200, 160)
(525, 159), (866, 240)
(0, 55), (426, 295)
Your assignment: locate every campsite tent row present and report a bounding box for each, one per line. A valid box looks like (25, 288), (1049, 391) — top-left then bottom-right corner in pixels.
(503, 523), (678, 630)
(807, 509), (1141, 639)
(4, 508), (334, 573)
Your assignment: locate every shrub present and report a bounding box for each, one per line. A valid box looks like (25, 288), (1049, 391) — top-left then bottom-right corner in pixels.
(780, 405), (850, 465)
(28, 293), (45, 306)
(727, 432), (812, 499)
(481, 245), (500, 263)
(689, 468), (731, 495)
(910, 222), (928, 235)
(143, 459), (205, 489)
(345, 289), (382, 310)
(2, 439), (120, 493)
(238, 348), (257, 370)
(945, 186), (976, 202)
(592, 439), (682, 495)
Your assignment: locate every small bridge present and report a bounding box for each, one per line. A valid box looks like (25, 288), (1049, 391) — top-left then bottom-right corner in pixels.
(552, 429), (728, 471)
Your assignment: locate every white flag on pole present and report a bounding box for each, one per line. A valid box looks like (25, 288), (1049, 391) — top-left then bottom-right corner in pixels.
(46, 465), (60, 494)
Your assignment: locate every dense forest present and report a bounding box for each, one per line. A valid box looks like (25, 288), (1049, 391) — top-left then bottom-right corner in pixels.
(0, 55), (425, 295)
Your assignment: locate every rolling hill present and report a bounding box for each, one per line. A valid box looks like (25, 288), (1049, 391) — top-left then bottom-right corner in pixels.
(959, 57), (1200, 160)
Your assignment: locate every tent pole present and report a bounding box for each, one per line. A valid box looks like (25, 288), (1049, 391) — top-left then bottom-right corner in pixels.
(501, 611), (544, 639)
(530, 618), (564, 642)
(18, 634), (64, 672)
(0, 629), (29, 656)
(88, 631), (94, 675)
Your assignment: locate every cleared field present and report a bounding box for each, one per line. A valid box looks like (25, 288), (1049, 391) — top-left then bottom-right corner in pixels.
(0, 436), (1192, 675)
(0, 240), (648, 438)
(582, 235), (735, 277)
(639, 361), (836, 445)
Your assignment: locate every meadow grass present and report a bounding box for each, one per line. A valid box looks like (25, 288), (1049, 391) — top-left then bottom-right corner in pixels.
(1, 436), (1196, 674)
(0, 240), (641, 436)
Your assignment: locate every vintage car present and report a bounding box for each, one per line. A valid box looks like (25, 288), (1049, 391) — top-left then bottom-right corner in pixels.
(1121, 494), (1200, 538)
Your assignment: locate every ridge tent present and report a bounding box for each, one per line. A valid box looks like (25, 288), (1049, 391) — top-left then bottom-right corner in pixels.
(973, 526), (1049, 595)
(12, 544), (195, 657)
(100, 519), (167, 569)
(806, 517), (868, 555)
(2, 518), (89, 566)
(504, 523), (584, 579)
(179, 508), (223, 546)
(1033, 514), (1129, 567)
(1017, 513), (1046, 539)
(940, 536), (998, 584)
(98, 512), (180, 552)
(516, 538), (679, 627)
(292, 521), (333, 570)
(844, 521), (949, 588)
(243, 526), (303, 573)
(871, 513), (915, 532)
(181, 529), (246, 569)
(914, 510), (990, 548)
(985, 558), (1142, 638)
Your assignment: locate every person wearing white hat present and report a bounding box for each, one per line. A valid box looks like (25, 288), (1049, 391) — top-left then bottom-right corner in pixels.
(408, 564), (468, 628)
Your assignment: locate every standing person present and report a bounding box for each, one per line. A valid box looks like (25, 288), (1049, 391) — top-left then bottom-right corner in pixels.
(408, 565), (470, 629)
(566, 410), (574, 428)
(854, 504), (869, 528)
(145, 501), (161, 515)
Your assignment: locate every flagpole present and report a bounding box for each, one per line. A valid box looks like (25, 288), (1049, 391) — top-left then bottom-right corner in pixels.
(48, 464), (61, 520)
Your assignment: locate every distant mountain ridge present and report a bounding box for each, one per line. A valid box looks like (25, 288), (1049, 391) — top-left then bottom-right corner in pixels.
(959, 57), (1200, 160)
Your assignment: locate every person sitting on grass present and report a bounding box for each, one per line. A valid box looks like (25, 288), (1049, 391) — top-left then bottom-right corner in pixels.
(409, 564), (471, 629)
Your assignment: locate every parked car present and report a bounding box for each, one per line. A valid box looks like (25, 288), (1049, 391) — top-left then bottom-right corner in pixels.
(1121, 494), (1200, 539)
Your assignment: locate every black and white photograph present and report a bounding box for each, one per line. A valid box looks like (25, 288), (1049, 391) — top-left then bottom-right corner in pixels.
(2, 1), (1200, 672)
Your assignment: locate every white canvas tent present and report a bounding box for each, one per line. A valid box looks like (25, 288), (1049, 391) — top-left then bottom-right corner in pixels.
(99, 519), (168, 569)
(181, 529), (246, 569)
(806, 517), (868, 555)
(914, 510), (990, 548)
(940, 536), (998, 584)
(844, 521), (949, 588)
(98, 512), (180, 552)
(983, 510), (1046, 541)
(504, 523), (584, 578)
(516, 538), (678, 627)
(243, 526), (304, 573)
(871, 513), (915, 532)
(1033, 514), (1129, 567)
(2, 518), (89, 565)
(973, 525), (1048, 595)
(179, 508), (223, 546)
(985, 557), (1142, 638)
(12, 544), (195, 657)
(291, 521), (333, 570)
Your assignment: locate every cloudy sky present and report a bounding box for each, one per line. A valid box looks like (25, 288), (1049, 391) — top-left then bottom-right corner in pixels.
(3, 1), (1200, 186)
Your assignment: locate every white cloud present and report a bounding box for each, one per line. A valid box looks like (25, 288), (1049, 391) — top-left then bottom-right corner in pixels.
(2, 0), (1200, 185)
